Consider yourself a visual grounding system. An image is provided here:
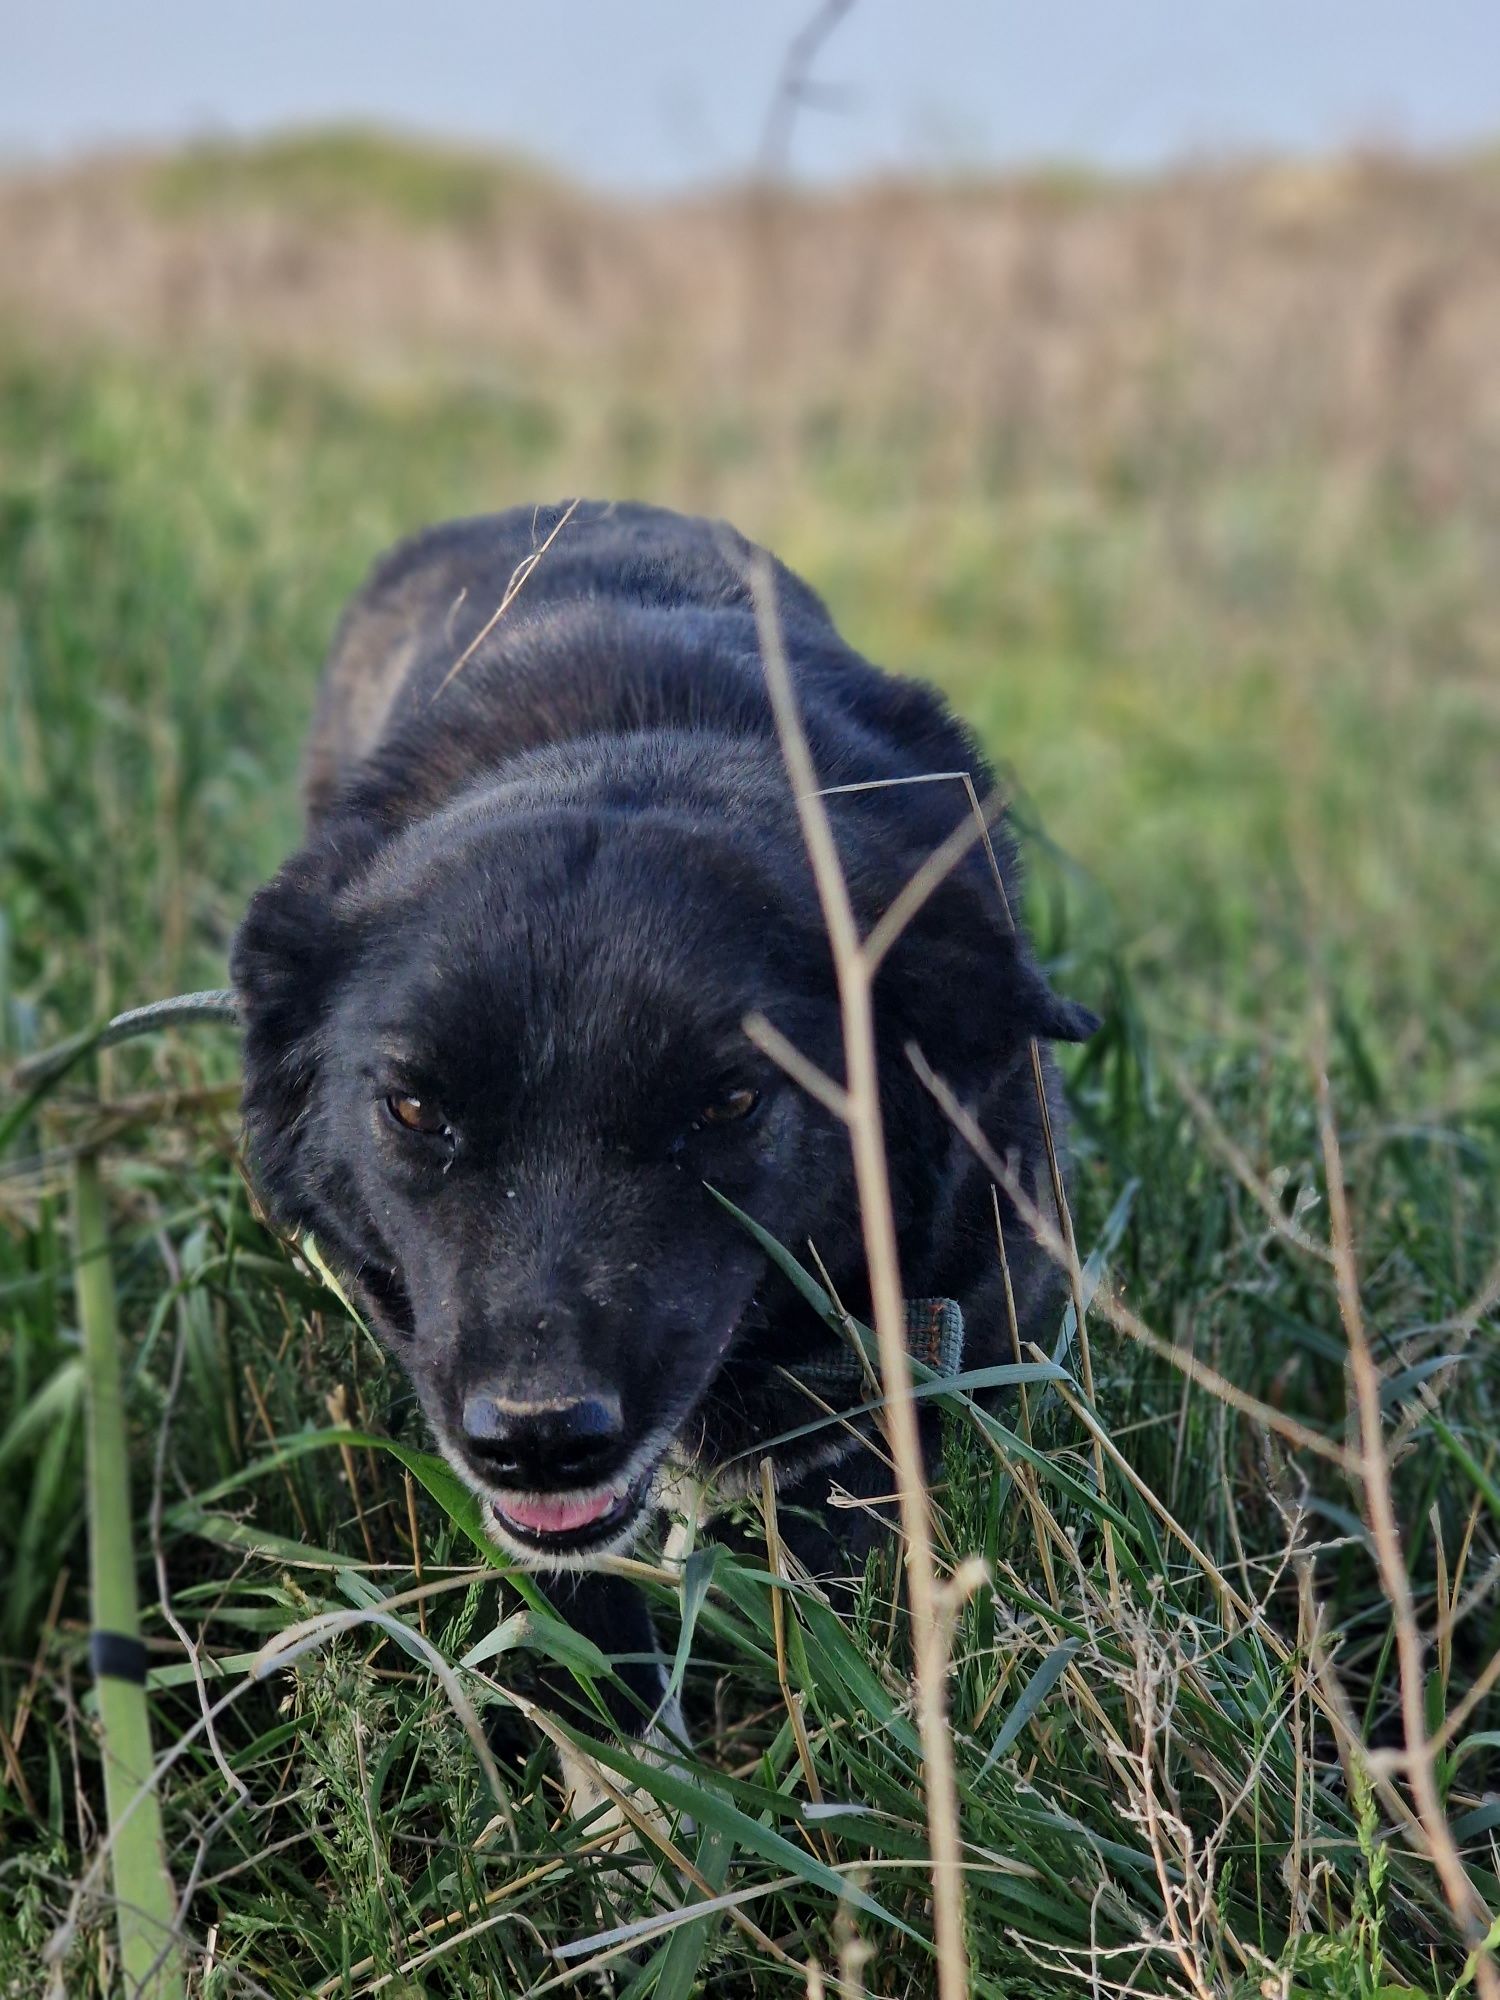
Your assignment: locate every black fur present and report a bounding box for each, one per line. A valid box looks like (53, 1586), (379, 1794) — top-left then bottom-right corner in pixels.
(232, 501), (1096, 1734)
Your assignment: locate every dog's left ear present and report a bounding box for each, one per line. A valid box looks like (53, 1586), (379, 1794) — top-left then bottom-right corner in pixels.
(876, 918), (1099, 1087)
(1011, 954), (1101, 1044)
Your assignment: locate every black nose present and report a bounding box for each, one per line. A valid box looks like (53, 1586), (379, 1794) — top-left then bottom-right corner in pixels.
(459, 1391), (625, 1486)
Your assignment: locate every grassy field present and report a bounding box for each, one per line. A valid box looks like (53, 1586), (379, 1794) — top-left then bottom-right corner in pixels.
(2, 136), (1499, 1998)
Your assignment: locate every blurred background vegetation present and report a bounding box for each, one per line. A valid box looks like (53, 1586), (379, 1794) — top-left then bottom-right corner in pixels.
(1, 110), (1498, 1997)
(5, 129), (1499, 1041)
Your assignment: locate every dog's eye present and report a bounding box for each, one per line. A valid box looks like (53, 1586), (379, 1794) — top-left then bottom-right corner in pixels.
(385, 1094), (450, 1138)
(699, 1087), (761, 1128)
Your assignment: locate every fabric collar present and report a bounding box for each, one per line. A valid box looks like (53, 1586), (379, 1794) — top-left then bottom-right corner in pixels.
(786, 1297), (965, 1402)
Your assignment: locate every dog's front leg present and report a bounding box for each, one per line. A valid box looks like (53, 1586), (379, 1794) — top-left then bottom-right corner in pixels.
(538, 1568), (685, 1835)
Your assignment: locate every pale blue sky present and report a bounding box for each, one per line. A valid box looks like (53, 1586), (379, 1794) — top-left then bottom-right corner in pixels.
(5, 1), (1497, 189)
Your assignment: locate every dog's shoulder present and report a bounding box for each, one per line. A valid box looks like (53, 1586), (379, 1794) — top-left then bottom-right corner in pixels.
(300, 502), (993, 892)
(303, 503), (838, 821)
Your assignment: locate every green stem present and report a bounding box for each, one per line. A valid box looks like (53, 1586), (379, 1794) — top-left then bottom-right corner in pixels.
(73, 1150), (186, 2000)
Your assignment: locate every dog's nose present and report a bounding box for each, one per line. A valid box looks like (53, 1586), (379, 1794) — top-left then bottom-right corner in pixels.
(460, 1391), (625, 1486)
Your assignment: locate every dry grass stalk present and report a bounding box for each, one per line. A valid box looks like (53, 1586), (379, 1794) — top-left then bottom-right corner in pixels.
(430, 496), (581, 700)
(325, 1382), (378, 1566)
(908, 1045), (1359, 1476)
(1044, 1365), (1246, 1635)
(1028, 1035), (1121, 1610)
(760, 1455), (828, 1819)
(403, 1469), (428, 1637)
(747, 553), (971, 2000)
(1167, 1058), (1335, 1268)
(1132, 1652), (1219, 2000)
(516, 1700), (801, 1974)
(830, 769), (1121, 1609)
(1313, 1042), (1499, 1998)
(993, 1194), (1062, 1613)
(914, 1042), (1464, 1878)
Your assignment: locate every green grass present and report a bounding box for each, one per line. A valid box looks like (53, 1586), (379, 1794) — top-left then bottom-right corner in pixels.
(2, 344), (1498, 1997)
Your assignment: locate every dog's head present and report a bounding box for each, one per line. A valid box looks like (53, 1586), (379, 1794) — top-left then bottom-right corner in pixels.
(232, 783), (1093, 1565)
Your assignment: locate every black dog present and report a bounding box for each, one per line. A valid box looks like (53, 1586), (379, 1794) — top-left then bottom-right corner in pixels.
(232, 501), (1095, 1748)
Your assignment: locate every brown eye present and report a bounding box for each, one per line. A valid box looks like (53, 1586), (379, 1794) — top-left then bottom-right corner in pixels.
(385, 1094), (449, 1137)
(700, 1088), (761, 1127)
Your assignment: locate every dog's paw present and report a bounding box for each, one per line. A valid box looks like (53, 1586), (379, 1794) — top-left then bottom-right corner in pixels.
(556, 1691), (693, 1859)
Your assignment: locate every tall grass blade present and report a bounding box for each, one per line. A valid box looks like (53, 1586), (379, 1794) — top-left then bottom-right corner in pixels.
(72, 1150), (185, 2000)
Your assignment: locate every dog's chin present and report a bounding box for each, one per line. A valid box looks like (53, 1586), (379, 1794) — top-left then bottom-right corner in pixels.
(477, 1462), (659, 1570)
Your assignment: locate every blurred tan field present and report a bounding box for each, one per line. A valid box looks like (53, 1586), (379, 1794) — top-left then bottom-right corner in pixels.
(6, 131), (1500, 500)
(5, 131), (1500, 1045)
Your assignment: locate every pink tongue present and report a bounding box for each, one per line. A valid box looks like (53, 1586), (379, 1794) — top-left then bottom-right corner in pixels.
(495, 1488), (622, 1536)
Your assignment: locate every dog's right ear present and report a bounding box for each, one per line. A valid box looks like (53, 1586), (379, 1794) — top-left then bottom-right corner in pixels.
(232, 852), (335, 1063)
(231, 821), (381, 1221)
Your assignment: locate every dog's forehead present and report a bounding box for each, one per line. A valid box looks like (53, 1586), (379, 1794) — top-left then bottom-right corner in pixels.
(354, 813), (777, 1084)
(372, 802), (777, 934)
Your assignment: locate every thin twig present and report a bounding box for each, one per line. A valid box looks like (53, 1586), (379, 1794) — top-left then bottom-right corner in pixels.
(862, 785), (1006, 973)
(747, 552), (970, 2000)
(907, 1043), (1359, 1474)
(429, 498), (580, 702)
(1167, 1057), (1335, 1267)
(744, 1011), (852, 1120)
(403, 1471), (428, 1638)
(1314, 1042), (1498, 1992)
(757, 0), (858, 181)
(760, 1457), (828, 1822)
(1028, 1036), (1120, 1609)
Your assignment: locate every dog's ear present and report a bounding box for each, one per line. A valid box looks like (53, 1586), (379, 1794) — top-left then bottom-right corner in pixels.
(1010, 954), (1101, 1044)
(876, 894), (1099, 1091)
(233, 852), (331, 1014)
(231, 821), (381, 1225)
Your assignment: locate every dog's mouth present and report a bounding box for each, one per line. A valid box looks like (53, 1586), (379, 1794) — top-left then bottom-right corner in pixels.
(456, 1301), (753, 1563)
(482, 1463), (657, 1558)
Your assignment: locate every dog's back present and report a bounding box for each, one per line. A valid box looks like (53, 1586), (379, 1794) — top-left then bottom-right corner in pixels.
(300, 501), (978, 842)
(303, 503), (843, 822)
